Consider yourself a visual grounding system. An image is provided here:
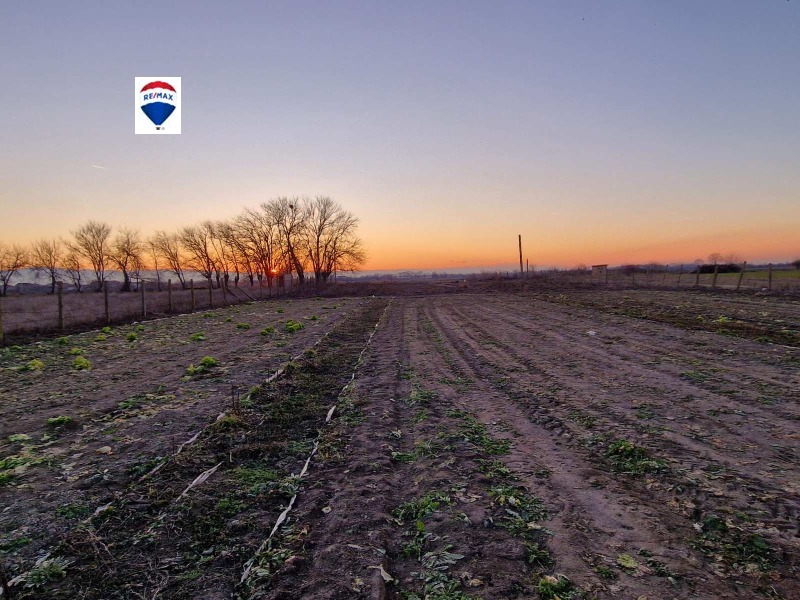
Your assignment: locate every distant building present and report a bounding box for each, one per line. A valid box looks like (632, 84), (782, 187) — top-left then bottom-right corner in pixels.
(591, 264), (608, 276)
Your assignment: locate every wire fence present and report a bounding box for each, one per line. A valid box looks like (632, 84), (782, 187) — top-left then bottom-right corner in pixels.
(464, 263), (800, 292)
(2, 266), (798, 342)
(0, 279), (298, 341)
(533, 265), (800, 292)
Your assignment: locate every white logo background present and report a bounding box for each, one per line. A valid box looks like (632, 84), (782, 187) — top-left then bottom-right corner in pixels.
(135, 76), (181, 135)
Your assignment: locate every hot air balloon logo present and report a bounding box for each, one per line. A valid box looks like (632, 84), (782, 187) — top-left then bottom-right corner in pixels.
(135, 77), (181, 134)
(140, 81), (176, 127)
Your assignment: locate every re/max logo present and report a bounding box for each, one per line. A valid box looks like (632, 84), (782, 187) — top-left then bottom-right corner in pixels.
(142, 91), (174, 101)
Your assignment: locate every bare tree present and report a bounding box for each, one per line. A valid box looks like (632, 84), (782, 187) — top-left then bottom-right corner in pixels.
(722, 252), (743, 265)
(200, 221), (231, 288)
(63, 249), (84, 292)
(215, 221), (243, 287)
(180, 223), (217, 285)
(31, 238), (63, 294)
(303, 196), (338, 283)
(131, 251), (145, 290)
(152, 231), (186, 288)
(0, 243), (28, 296)
(793, 258), (800, 271)
(707, 252), (723, 265)
(265, 197), (309, 284)
(219, 220), (259, 286)
(71, 221), (112, 291)
(6, 196), (366, 300)
(236, 208), (279, 288)
(311, 198), (366, 281)
(110, 228), (144, 292)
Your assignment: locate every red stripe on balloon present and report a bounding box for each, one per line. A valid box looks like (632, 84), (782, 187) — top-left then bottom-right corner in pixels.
(140, 81), (176, 93)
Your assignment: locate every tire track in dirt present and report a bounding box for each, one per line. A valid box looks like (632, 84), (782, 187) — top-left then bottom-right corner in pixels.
(530, 289), (800, 347)
(446, 298), (797, 530)
(420, 296), (782, 599)
(414, 301), (698, 597)
(452, 298), (797, 468)
(385, 300), (588, 598)
(473, 295), (799, 426)
(458, 299), (800, 550)
(259, 299), (512, 599)
(504, 294), (800, 417)
(263, 299), (588, 599)
(445, 297), (800, 539)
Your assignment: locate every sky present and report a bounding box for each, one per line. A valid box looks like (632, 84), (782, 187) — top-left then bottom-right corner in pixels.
(0, 1), (798, 270)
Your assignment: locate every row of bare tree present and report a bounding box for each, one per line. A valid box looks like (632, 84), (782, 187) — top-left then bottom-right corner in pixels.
(0, 197), (366, 295)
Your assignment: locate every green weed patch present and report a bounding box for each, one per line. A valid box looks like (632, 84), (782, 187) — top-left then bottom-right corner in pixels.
(185, 355), (219, 376)
(284, 320), (304, 333)
(604, 439), (668, 475)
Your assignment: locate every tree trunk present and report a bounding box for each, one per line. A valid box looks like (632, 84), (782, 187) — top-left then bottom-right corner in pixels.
(292, 255), (305, 283)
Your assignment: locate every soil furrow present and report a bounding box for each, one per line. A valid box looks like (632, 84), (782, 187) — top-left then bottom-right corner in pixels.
(419, 298), (731, 598)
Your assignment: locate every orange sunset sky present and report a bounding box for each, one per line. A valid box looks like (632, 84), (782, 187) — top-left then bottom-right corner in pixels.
(1, 2), (798, 271)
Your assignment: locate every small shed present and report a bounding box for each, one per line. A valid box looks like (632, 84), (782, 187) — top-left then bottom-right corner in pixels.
(591, 264), (609, 283)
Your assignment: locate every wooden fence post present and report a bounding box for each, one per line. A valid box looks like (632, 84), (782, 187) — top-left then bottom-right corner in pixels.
(677, 264), (683, 287)
(141, 279), (146, 316)
(208, 277), (213, 307)
(104, 281), (110, 323)
(57, 282), (64, 330)
(190, 279), (196, 310)
(768, 263), (773, 291)
(695, 268), (701, 287)
(167, 279), (173, 313)
(0, 295), (4, 344)
(736, 262), (746, 291)
(221, 281), (228, 306)
(711, 264), (719, 288)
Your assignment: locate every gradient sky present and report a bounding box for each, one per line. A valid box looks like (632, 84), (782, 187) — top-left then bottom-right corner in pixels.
(1, 1), (798, 270)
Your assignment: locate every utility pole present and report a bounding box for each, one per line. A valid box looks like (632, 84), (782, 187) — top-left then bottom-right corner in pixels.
(518, 235), (524, 277)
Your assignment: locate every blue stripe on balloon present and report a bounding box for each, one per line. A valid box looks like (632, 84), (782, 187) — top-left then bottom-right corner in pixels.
(141, 102), (176, 126)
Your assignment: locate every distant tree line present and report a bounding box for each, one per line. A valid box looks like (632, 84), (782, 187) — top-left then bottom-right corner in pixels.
(0, 196), (366, 295)
(573, 253), (800, 277)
